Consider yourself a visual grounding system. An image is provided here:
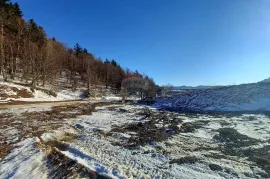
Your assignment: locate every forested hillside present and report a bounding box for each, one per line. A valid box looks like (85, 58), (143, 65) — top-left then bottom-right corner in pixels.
(0, 0), (155, 96)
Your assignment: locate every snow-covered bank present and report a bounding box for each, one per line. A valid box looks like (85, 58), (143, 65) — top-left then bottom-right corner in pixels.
(154, 82), (270, 111)
(0, 82), (86, 102)
(0, 82), (124, 103)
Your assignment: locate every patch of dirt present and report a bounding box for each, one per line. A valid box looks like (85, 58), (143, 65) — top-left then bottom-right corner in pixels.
(0, 112), (13, 119)
(0, 144), (14, 159)
(0, 101), (123, 159)
(214, 128), (269, 177)
(214, 128), (260, 147)
(109, 108), (212, 148)
(0, 102), (95, 159)
(36, 134), (110, 179)
(0, 84), (33, 100)
(209, 164), (223, 171)
(241, 145), (270, 177)
(179, 120), (210, 133)
(21, 103), (94, 121)
(16, 88), (34, 98)
(109, 108), (185, 148)
(46, 148), (110, 179)
(169, 156), (199, 165)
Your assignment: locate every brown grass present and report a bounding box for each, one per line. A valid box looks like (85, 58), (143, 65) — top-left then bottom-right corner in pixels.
(0, 102), (95, 159)
(0, 100), (123, 159)
(0, 144), (14, 159)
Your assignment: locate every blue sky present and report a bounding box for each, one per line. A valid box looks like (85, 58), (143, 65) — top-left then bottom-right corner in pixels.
(13, 0), (270, 86)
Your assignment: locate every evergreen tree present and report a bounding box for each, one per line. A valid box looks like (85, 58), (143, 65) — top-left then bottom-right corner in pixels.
(13, 2), (23, 17)
(74, 43), (82, 56)
(111, 59), (117, 67)
(0, 0), (10, 8)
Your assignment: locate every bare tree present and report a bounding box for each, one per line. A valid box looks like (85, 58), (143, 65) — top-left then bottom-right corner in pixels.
(161, 84), (173, 97)
(0, 1), (157, 97)
(121, 77), (148, 100)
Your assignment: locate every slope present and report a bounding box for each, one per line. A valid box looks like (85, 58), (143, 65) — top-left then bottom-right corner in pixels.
(155, 82), (270, 111)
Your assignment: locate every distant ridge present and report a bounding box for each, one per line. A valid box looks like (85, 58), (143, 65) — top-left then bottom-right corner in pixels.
(260, 77), (270, 83)
(173, 85), (211, 90)
(157, 79), (270, 111)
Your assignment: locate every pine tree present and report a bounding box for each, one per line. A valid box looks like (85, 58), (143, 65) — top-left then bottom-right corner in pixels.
(111, 59), (117, 67)
(13, 2), (23, 17)
(0, 0), (10, 8)
(83, 48), (88, 54)
(74, 43), (82, 56)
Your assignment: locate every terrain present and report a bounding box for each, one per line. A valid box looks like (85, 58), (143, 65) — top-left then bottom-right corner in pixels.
(1, 1), (269, 178)
(173, 85), (212, 90)
(1, 81), (270, 178)
(1, 101), (270, 178)
(0, 80), (122, 103)
(156, 81), (270, 112)
(261, 77), (270, 83)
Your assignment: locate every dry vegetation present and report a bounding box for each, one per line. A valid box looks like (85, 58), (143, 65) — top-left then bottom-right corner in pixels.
(0, 0), (158, 101)
(36, 135), (109, 179)
(0, 102), (120, 159)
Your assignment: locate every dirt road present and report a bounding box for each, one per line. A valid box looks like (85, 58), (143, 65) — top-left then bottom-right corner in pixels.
(0, 100), (89, 109)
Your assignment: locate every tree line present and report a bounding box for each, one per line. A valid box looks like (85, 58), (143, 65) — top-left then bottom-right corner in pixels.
(0, 0), (156, 98)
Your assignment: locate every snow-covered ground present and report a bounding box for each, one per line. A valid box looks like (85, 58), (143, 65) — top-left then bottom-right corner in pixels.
(0, 82), (85, 102)
(1, 103), (269, 178)
(0, 81), (123, 103)
(155, 82), (270, 111)
(0, 138), (48, 179)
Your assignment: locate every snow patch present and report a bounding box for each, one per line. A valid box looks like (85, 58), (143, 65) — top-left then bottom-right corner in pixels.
(0, 138), (48, 179)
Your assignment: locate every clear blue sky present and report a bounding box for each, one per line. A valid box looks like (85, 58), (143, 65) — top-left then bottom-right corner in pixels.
(13, 0), (270, 86)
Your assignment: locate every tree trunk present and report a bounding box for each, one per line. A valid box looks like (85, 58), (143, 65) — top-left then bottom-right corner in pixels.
(9, 42), (14, 79)
(0, 19), (7, 81)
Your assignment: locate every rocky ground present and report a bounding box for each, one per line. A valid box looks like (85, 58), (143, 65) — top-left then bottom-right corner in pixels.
(0, 102), (270, 178)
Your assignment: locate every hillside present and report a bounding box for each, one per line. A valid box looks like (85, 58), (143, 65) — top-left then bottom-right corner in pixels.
(173, 85), (211, 90)
(0, 1), (155, 98)
(155, 82), (270, 111)
(0, 82), (85, 103)
(0, 81), (125, 104)
(261, 77), (270, 83)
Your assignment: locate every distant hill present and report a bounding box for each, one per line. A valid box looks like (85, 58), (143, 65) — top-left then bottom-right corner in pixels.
(173, 85), (212, 90)
(156, 81), (270, 112)
(260, 77), (270, 83)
